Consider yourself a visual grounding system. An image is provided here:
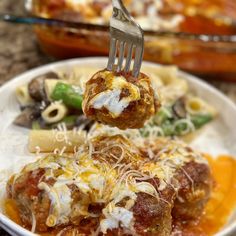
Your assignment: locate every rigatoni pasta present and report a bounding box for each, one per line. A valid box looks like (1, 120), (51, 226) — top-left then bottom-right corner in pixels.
(42, 102), (68, 124)
(28, 130), (86, 153)
(186, 96), (217, 116)
(15, 85), (34, 106)
(44, 79), (60, 101)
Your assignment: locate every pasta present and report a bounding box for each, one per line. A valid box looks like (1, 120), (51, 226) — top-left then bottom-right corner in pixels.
(186, 96), (217, 115)
(41, 102), (68, 124)
(28, 130), (86, 153)
(144, 66), (188, 106)
(143, 66), (178, 85)
(15, 85), (34, 106)
(44, 79), (60, 101)
(13, 66), (216, 138)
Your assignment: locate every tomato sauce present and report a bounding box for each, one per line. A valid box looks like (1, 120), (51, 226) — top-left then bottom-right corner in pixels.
(4, 155), (236, 235)
(198, 155), (236, 235)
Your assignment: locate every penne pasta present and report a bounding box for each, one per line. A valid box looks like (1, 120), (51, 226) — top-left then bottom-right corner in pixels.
(42, 102), (68, 124)
(44, 79), (60, 101)
(15, 85), (34, 106)
(28, 130), (86, 153)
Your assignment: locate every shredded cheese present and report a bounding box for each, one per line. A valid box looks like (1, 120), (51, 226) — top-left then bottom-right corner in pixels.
(11, 130), (208, 234)
(89, 74), (140, 117)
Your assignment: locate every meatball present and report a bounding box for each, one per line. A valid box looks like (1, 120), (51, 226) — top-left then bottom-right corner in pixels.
(91, 134), (144, 168)
(7, 168), (51, 232)
(172, 161), (212, 221)
(132, 181), (175, 236)
(105, 191), (174, 236)
(82, 69), (160, 129)
(139, 137), (212, 222)
(6, 135), (213, 235)
(7, 167), (99, 233)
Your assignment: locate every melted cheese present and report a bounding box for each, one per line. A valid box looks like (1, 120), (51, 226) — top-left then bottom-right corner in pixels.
(100, 205), (134, 234)
(38, 182), (72, 227)
(10, 131), (208, 234)
(111, 185), (137, 207)
(135, 181), (159, 198)
(6, 155), (236, 236)
(90, 75), (140, 117)
(91, 89), (127, 117)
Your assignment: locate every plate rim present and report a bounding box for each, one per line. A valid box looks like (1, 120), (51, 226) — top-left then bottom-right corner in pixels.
(0, 57), (236, 236)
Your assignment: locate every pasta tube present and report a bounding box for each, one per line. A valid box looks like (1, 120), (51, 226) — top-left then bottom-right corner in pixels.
(15, 85), (34, 106)
(51, 82), (83, 109)
(28, 130), (86, 153)
(153, 66), (179, 85)
(42, 102), (68, 124)
(44, 79), (60, 101)
(186, 97), (216, 116)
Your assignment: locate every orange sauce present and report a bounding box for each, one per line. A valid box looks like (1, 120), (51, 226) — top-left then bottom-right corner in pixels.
(4, 199), (21, 226)
(4, 155), (236, 235)
(197, 155), (236, 235)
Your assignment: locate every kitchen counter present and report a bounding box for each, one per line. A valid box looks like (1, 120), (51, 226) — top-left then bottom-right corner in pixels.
(0, 1), (51, 87)
(0, 0), (236, 235)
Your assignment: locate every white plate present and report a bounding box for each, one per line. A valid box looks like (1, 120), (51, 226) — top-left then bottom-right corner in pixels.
(0, 58), (236, 236)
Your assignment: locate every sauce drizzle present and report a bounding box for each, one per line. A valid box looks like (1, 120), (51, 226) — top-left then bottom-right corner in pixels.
(4, 155), (236, 236)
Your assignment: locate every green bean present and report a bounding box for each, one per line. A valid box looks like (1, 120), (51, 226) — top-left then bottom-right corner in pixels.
(154, 107), (173, 125)
(191, 114), (212, 128)
(174, 122), (189, 136)
(161, 121), (174, 136)
(51, 82), (83, 109)
(51, 115), (77, 129)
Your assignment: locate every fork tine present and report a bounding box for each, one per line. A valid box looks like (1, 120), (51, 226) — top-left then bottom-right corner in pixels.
(107, 38), (117, 71)
(124, 43), (133, 72)
(117, 41), (125, 72)
(132, 45), (144, 77)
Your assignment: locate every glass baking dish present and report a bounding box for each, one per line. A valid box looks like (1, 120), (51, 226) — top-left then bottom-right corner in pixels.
(27, 0), (236, 81)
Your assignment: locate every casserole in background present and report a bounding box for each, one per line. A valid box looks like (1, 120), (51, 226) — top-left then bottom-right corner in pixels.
(29, 0), (236, 81)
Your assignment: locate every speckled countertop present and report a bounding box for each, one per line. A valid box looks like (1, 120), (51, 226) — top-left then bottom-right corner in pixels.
(0, 0), (236, 235)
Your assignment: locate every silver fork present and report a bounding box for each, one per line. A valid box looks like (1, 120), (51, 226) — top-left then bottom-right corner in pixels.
(107, 0), (144, 78)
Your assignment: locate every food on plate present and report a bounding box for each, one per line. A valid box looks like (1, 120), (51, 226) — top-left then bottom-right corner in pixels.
(83, 69), (160, 129)
(140, 95), (215, 137)
(6, 133), (212, 235)
(28, 129), (86, 153)
(14, 71), (87, 130)
(140, 66), (216, 137)
(14, 65), (215, 138)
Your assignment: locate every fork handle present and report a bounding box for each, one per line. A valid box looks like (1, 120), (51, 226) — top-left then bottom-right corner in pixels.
(112, 0), (124, 9)
(112, 0), (130, 17)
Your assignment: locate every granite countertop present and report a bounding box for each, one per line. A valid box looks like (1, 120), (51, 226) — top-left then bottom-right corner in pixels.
(0, 0), (52, 86)
(0, 0), (236, 235)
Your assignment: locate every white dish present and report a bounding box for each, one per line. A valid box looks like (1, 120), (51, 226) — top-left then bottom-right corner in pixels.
(0, 57), (236, 236)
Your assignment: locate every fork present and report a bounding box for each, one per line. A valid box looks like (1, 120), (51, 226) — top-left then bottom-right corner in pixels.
(107, 0), (144, 78)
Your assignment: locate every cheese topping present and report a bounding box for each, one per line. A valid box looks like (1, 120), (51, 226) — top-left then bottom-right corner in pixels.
(90, 75), (140, 117)
(101, 206), (134, 234)
(11, 131), (208, 233)
(38, 182), (72, 227)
